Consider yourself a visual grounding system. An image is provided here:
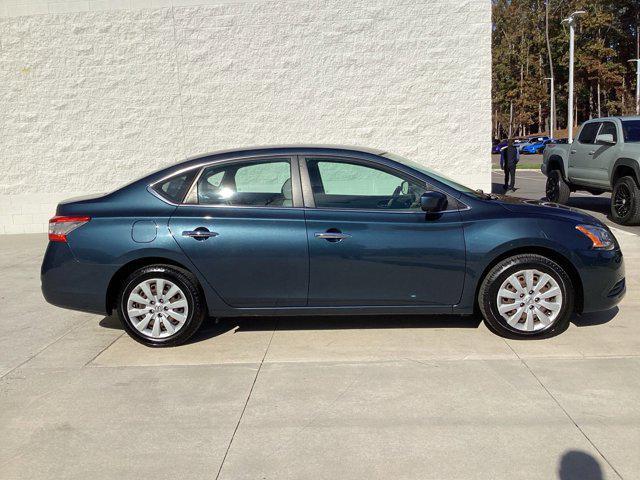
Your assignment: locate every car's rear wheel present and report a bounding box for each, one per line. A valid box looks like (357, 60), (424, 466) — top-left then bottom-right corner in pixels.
(545, 169), (570, 204)
(117, 265), (206, 347)
(478, 254), (574, 338)
(611, 176), (640, 225)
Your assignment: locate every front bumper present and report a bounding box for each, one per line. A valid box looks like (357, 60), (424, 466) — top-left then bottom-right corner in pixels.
(540, 163), (548, 176)
(577, 248), (625, 313)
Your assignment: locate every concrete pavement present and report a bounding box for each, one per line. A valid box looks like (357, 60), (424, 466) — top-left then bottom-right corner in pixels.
(1, 232), (639, 480)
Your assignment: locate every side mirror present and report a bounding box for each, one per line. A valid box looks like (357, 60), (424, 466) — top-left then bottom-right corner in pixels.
(595, 133), (615, 145)
(420, 191), (448, 213)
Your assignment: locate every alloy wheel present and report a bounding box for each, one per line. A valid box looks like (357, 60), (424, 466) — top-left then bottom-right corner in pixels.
(496, 269), (562, 332)
(126, 278), (189, 339)
(545, 177), (558, 200)
(614, 183), (631, 218)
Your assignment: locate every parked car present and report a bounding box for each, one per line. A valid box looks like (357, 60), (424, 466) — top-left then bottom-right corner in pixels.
(492, 140), (508, 154)
(543, 116), (640, 225)
(42, 145), (625, 346)
(521, 138), (554, 155)
(518, 136), (550, 152)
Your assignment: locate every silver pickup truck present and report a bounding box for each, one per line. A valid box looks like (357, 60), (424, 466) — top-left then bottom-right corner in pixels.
(542, 116), (640, 225)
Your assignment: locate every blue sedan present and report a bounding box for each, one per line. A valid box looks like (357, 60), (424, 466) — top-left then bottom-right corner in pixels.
(41, 145), (625, 346)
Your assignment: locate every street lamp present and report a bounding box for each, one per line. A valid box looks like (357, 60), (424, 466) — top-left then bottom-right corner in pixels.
(629, 59), (640, 115)
(562, 10), (586, 143)
(545, 77), (555, 139)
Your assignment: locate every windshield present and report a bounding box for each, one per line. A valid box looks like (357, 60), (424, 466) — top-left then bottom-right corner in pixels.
(383, 152), (481, 196)
(622, 120), (640, 143)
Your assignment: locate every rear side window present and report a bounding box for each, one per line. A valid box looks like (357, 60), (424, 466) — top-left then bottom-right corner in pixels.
(196, 158), (292, 207)
(621, 120), (640, 142)
(152, 170), (197, 204)
(578, 123), (601, 144)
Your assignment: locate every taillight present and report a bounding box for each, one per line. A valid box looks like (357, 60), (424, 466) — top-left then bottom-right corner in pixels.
(48, 216), (91, 242)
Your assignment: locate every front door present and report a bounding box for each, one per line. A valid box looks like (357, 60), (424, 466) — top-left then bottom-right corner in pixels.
(169, 156), (308, 307)
(587, 121), (619, 187)
(568, 122), (601, 185)
(301, 157), (466, 306)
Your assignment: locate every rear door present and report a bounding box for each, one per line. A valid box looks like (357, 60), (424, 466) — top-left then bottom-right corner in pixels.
(169, 156), (309, 307)
(301, 156), (466, 307)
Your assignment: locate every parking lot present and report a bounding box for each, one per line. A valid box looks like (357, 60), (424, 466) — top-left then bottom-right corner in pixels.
(2, 182), (640, 479)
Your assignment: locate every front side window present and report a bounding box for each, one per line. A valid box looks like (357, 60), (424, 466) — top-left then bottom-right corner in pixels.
(578, 123), (601, 144)
(196, 159), (292, 207)
(598, 122), (618, 142)
(306, 158), (427, 210)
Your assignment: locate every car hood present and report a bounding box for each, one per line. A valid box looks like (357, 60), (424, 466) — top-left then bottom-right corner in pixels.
(492, 195), (603, 226)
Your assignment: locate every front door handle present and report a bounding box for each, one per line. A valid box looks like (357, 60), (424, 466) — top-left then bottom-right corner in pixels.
(182, 228), (218, 240)
(315, 230), (351, 242)
(588, 151), (595, 155)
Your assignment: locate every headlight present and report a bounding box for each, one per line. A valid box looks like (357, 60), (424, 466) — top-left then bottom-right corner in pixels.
(575, 225), (615, 250)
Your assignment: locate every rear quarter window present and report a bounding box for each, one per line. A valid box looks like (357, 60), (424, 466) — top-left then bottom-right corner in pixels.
(151, 170), (197, 204)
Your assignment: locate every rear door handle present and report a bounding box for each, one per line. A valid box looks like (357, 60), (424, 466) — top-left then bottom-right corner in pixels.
(182, 228), (218, 240)
(570, 150), (577, 154)
(588, 151), (595, 155)
(315, 231), (351, 242)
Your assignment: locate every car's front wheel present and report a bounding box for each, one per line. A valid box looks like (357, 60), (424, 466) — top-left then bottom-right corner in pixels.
(117, 265), (206, 347)
(478, 254), (574, 338)
(545, 169), (570, 204)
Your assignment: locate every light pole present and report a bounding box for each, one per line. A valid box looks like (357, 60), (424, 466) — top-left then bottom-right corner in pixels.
(629, 59), (640, 115)
(562, 10), (586, 143)
(545, 77), (555, 138)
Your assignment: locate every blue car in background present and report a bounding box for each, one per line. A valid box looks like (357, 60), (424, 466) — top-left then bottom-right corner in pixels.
(492, 140), (508, 154)
(522, 138), (554, 155)
(41, 145), (625, 346)
(518, 136), (550, 153)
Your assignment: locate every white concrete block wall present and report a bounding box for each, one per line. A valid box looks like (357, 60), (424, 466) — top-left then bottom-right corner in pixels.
(0, 0), (491, 234)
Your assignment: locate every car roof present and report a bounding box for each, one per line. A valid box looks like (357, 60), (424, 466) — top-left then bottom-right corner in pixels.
(184, 144), (386, 162)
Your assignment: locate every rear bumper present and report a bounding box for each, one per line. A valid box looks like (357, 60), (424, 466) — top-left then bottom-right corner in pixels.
(540, 163), (548, 176)
(41, 242), (114, 315)
(577, 248), (625, 313)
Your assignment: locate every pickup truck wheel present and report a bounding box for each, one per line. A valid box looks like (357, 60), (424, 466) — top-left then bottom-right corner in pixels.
(546, 170), (570, 204)
(611, 176), (640, 225)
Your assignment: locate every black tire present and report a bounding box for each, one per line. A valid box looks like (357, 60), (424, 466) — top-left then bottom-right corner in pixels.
(611, 176), (640, 225)
(478, 254), (574, 338)
(545, 169), (570, 204)
(117, 264), (206, 347)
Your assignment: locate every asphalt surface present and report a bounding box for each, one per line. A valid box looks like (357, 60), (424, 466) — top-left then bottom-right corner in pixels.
(1, 202), (640, 478)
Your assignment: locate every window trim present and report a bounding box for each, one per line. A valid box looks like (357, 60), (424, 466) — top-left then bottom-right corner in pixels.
(299, 155), (465, 214)
(148, 154), (303, 209)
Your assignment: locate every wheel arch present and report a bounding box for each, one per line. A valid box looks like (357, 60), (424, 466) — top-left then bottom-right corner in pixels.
(106, 256), (201, 315)
(611, 158), (640, 186)
(474, 246), (584, 314)
(546, 154), (567, 179)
